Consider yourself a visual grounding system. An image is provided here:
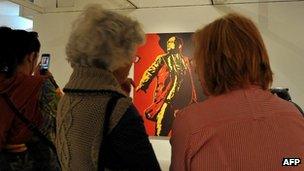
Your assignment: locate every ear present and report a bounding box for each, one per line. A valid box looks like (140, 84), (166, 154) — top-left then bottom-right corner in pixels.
(27, 52), (38, 63)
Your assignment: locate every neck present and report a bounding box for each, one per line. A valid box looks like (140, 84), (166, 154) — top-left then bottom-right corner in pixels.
(64, 67), (127, 96)
(17, 63), (31, 76)
(168, 49), (180, 54)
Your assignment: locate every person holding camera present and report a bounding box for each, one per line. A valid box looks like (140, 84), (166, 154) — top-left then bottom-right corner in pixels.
(0, 27), (61, 170)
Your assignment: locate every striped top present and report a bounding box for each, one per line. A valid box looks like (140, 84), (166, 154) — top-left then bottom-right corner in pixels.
(170, 86), (304, 171)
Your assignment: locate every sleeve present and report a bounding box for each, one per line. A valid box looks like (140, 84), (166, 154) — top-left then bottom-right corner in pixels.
(137, 55), (164, 91)
(38, 79), (61, 141)
(170, 110), (191, 171)
(104, 105), (161, 171)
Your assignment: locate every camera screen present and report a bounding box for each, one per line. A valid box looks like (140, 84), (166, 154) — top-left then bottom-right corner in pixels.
(41, 54), (50, 69)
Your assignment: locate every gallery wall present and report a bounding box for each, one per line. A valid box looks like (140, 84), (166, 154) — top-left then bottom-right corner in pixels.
(34, 2), (304, 170)
(34, 1), (304, 108)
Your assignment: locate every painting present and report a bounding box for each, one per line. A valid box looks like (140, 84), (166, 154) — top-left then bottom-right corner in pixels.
(134, 33), (205, 136)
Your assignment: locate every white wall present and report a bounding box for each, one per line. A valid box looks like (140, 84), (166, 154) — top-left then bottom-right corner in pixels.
(34, 2), (304, 170)
(34, 1), (304, 108)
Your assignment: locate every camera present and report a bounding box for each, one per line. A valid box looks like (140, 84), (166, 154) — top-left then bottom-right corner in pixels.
(40, 53), (50, 75)
(270, 87), (291, 101)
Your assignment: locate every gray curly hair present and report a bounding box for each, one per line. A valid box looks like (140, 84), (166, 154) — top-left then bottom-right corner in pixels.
(66, 4), (145, 71)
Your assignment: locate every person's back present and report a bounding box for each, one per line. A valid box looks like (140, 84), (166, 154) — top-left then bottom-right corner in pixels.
(171, 86), (304, 170)
(171, 13), (304, 171)
(0, 27), (60, 170)
(56, 5), (160, 171)
(56, 67), (134, 170)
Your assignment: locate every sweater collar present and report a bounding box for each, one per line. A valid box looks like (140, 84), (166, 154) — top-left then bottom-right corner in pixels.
(64, 67), (127, 96)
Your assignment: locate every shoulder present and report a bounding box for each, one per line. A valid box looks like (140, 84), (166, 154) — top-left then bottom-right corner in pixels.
(173, 102), (206, 133)
(292, 102), (304, 115)
(124, 104), (141, 118)
(10, 74), (46, 104)
(155, 54), (166, 60)
(108, 96), (135, 131)
(19, 73), (45, 88)
(114, 104), (144, 129)
(109, 103), (149, 143)
(175, 97), (218, 121)
(173, 94), (236, 132)
(269, 94), (303, 116)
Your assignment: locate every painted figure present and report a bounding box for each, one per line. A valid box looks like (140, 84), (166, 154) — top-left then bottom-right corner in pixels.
(136, 36), (197, 136)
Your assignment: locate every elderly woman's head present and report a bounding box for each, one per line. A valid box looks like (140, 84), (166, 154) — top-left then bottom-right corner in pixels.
(66, 4), (144, 79)
(194, 13), (273, 96)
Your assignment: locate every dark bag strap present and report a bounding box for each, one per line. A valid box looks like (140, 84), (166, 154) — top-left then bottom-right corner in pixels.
(291, 101), (304, 116)
(63, 88), (125, 171)
(98, 95), (122, 171)
(0, 93), (57, 154)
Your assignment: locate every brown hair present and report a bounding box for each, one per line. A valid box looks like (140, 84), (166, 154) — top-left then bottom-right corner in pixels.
(194, 13), (273, 96)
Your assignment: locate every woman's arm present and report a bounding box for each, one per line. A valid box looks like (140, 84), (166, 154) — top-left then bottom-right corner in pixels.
(38, 78), (61, 141)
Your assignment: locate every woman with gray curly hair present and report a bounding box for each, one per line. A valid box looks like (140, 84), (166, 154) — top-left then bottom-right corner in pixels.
(56, 4), (160, 171)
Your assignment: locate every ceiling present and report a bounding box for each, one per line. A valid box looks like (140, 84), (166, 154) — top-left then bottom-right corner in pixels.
(4, 0), (303, 14)
(55, 0), (298, 8)
(123, 0), (297, 8)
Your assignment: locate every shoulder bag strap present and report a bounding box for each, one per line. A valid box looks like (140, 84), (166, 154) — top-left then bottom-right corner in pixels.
(98, 94), (123, 171)
(0, 93), (57, 154)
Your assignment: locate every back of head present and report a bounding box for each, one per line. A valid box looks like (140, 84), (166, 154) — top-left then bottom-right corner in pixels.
(0, 27), (40, 77)
(0, 27), (14, 76)
(194, 13), (273, 95)
(66, 4), (145, 71)
(173, 36), (183, 52)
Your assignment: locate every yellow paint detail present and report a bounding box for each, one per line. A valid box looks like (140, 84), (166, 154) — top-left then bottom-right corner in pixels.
(156, 102), (168, 136)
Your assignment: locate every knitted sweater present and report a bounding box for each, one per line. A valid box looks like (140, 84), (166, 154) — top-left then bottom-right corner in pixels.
(56, 67), (133, 171)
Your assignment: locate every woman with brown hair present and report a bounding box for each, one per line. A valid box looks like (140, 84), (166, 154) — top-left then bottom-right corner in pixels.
(170, 13), (304, 170)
